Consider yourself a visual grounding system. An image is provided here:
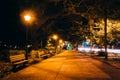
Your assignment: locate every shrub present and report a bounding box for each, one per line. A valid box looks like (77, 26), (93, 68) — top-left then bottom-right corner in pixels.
(0, 62), (13, 78)
(98, 51), (105, 56)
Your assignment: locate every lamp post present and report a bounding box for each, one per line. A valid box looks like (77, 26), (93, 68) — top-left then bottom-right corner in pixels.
(59, 39), (63, 52)
(20, 10), (36, 59)
(24, 14), (31, 60)
(52, 34), (58, 51)
(104, 0), (108, 60)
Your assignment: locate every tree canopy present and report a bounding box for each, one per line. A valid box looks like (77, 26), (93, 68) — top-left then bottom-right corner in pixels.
(18, 0), (120, 48)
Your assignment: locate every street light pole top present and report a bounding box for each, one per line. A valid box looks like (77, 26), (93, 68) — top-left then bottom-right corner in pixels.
(59, 39), (62, 43)
(52, 34), (58, 40)
(24, 15), (31, 21)
(20, 9), (36, 25)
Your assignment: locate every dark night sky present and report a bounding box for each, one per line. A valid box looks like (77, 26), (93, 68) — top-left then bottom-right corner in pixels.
(0, 0), (61, 41)
(0, 0), (25, 41)
(0, 0), (50, 41)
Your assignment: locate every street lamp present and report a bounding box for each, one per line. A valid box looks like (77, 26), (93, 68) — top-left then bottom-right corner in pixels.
(59, 39), (62, 44)
(20, 9), (36, 59)
(24, 15), (31, 22)
(59, 39), (63, 52)
(52, 34), (58, 51)
(52, 34), (58, 40)
(24, 14), (31, 60)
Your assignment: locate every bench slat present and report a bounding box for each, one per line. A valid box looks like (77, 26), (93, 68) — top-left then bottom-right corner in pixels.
(10, 54), (26, 62)
(13, 60), (28, 65)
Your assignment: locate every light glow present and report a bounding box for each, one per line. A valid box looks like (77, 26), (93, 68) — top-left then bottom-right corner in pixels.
(59, 40), (62, 43)
(78, 47), (120, 54)
(52, 35), (58, 40)
(20, 10), (36, 25)
(24, 15), (31, 21)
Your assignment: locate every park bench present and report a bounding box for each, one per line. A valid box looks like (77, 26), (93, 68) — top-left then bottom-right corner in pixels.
(0, 50), (28, 69)
(30, 50), (49, 59)
(9, 50), (28, 68)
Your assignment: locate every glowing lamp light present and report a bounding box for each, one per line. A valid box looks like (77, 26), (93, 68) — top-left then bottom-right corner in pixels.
(52, 35), (58, 40)
(20, 10), (36, 25)
(24, 15), (31, 21)
(20, 10), (36, 60)
(59, 40), (62, 43)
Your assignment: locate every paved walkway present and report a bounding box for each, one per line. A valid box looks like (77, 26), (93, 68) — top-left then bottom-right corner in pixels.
(91, 54), (120, 70)
(2, 50), (120, 80)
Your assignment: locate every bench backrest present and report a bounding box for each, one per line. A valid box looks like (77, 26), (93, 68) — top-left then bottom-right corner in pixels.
(10, 54), (26, 62)
(9, 50), (26, 56)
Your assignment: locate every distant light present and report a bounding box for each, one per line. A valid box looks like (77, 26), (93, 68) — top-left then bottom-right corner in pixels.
(78, 47), (120, 54)
(14, 45), (17, 49)
(62, 43), (65, 46)
(52, 34), (58, 40)
(85, 42), (89, 45)
(27, 44), (32, 48)
(4, 44), (7, 47)
(59, 40), (62, 43)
